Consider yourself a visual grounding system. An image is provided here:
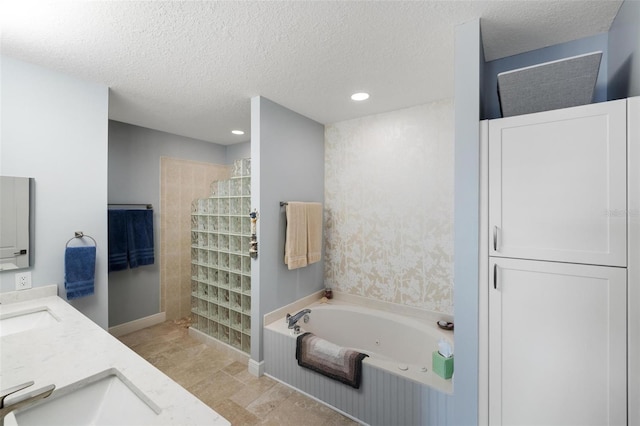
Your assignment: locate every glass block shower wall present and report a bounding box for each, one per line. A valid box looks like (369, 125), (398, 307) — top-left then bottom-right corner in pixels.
(190, 158), (251, 354)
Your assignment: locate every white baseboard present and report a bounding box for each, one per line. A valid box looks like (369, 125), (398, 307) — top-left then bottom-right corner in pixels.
(108, 312), (166, 337)
(248, 359), (264, 377)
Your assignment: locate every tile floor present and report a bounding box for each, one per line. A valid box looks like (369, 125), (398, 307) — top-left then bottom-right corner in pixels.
(118, 319), (359, 425)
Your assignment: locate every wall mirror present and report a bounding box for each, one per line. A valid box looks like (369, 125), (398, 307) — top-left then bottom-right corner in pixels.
(0, 176), (34, 271)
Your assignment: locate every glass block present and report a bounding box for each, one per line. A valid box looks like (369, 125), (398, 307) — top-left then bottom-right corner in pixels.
(219, 252), (229, 269)
(230, 197), (241, 215)
(229, 235), (241, 252)
(242, 256), (251, 274)
(210, 180), (217, 197)
(198, 248), (207, 264)
(229, 273), (241, 292)
(242, 275), (251, 294)
(191, 296), (198, 312)
(231, 311), (242, 330)
(191, 215), (198, 230)
(191, 311), (198, 325)
(219, 325), (230, 343)
(230, 179), (241, 196)
(232, 159), (242, 177)
(230, 292), (242, 311)
(230, 254), (242, 272)
(198, 298), (207, 315)
(209, 321), (219, 339)
(242, 313), (251, 334)
(198, 265), (207, 281)
(242, 216), (251, 235)
(208, 198), (217, 214)
(219, 307), (230, 325)
(198, 232), (206, 247)
(241, 177), (251, 196)
(198, 198), (207, 213)
(191, 280), (198, 295)
(219, 288), (230, 306)
(242, 295), (251, 315)
(191, 200), (198, 213)
(219, 235), (229, 251)
(241, 335), (250, 354)
(241, 236), (250, 253)
(219, 198), (230, 215)
(197, 282), (206, 297)
(219, 271), (229, 288)
(218, 180), (230, 197)
(241, 158), (251, 177)
(242, 198), (251, 217)
(209, 302), (218, 320)
(209, 233), (218, 249)
(219, 217), (229, 233)
(230, 329), (242, 350)
(230, 218), (242, 235)
(191, 231), (198, 245)
(210, 285), (218, 302)
(198, 315), (206, 331)
(208, 216), (218, 232)
(191, 263), (198, 278)
(209, 252), (218, 267)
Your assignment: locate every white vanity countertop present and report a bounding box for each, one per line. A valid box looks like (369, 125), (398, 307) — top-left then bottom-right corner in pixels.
(0, 294), (230, 425)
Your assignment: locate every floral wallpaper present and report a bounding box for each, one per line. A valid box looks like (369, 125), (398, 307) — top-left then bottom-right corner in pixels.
(324, 99), (454, 314)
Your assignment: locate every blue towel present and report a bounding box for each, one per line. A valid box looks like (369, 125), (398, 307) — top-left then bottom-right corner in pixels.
(64, 246), (96, 300)
(126, 210), (155, 268)
(108, 210), (129, 272)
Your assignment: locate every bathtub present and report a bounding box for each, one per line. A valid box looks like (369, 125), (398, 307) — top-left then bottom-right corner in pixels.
(263, 298), (454, 425)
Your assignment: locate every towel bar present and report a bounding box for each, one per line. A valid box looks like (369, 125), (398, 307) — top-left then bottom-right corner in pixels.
(65, 231), (97, 248)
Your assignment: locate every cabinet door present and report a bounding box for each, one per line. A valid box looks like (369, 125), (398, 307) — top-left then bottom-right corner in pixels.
(489, 100), (627, 266)
(488, 257), (627, 426)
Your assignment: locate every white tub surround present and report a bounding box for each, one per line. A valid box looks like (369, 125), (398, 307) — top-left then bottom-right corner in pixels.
(264, 298), (454, 425)
(0, 294), (229, 425)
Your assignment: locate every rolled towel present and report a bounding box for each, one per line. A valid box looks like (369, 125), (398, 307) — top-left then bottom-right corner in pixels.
(64, 246), (96, 300)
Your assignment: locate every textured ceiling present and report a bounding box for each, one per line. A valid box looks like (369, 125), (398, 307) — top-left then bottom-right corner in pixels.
(1, 1), (623, 145)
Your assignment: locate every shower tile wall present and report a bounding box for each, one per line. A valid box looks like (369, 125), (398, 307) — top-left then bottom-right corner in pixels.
(160, 157), (231, 321)
(324, 100), (454, 315)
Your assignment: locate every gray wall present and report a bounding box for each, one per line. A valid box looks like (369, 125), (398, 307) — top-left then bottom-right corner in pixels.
(226, 141), (251, 164)
(608, 0), (640, 99)
(108, 120), (227, 327)
(453, 19), (481, 426)
(482, 32), (609, 120)
(250, 96), (325, 362)
(1, 56), (109, 328)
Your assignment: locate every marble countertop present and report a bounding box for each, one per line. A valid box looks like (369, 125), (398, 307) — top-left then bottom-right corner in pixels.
(0, 288), (230, 425)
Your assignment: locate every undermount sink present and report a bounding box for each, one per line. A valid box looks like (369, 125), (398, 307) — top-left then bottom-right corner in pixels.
(12, 370), (161, 426)
(0, 308), (59, 337)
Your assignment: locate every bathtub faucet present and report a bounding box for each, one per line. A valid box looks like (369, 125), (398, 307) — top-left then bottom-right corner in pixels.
(286, 309), (311, 329)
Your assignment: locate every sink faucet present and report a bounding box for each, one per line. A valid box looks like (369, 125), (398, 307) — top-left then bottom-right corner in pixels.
(286, 309), (311, 329)
(0, 381), (55, 426)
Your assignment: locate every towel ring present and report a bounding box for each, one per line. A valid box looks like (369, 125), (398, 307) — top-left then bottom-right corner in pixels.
(65, 231), (97, 248)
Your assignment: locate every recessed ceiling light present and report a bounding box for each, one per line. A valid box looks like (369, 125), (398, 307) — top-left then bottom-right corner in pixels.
(231, 130), (245, 135)
(351, 92), (370, 101)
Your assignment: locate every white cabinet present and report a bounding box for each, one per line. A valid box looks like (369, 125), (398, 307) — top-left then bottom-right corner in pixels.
(488, 257), (627, 426)
(485, 99), (633, 426)
(489, 100), (627, 267)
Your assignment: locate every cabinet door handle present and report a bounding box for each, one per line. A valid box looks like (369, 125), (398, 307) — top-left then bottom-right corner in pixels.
(493, 264), (498, 289)
(493, 226), (498, 251)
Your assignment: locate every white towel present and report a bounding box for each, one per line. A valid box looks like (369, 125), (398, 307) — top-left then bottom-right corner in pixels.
(284, 202), (323, 269)
(284, 202), (309, 270)
(306, 202), (323, 265)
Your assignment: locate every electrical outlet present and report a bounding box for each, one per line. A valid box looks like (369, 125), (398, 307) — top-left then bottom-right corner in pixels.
(15, 272), (32, 290)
